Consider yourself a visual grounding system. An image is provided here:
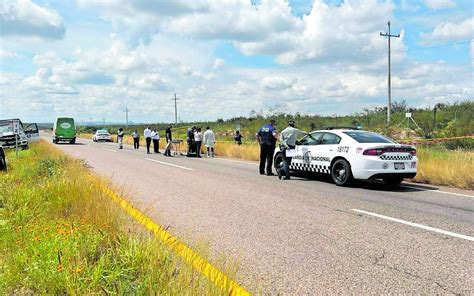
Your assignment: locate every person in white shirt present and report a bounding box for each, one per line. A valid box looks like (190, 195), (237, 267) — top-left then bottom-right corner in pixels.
(194, 127), (203, 158)
(151, 129), (160, 153)
(144, 126), (152, 154)
(203, 126), (215, 157)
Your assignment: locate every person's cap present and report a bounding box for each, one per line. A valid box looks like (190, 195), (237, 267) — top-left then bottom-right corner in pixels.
(269, 119), (276, 124)
(288, 120), (296, 126)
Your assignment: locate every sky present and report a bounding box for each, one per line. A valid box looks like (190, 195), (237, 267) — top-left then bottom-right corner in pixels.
(0, 0), (472, 124)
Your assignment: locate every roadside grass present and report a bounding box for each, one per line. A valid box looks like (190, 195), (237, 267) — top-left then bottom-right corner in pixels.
(0, 141), (232, 295)
(413, 148), (473, 189)
(77, 133), (473, 189)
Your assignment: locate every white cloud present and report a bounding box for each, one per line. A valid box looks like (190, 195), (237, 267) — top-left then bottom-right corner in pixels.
(261, 76), (296, 90)
(0, 0), (65, 39)
(0, 49), (19, 59)
(212, 58), (225, 69)
(420, 17), (474, 44)
(423, 0), (456, 10)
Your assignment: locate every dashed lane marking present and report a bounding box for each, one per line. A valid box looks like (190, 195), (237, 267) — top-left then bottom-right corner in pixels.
(145, 157), (194, 171)
(101, 148), (118, 153)
(401, 185), (474, 198)
(214, 157), (259, 166)
(352, 209), (474, 242)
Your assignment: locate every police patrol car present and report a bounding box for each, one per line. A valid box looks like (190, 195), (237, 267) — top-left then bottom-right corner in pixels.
(274, 128), (417, 186)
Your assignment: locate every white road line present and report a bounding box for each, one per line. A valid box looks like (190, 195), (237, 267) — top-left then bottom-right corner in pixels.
(401, 185), (474, 198)
(214, 157), (259, 166)
(352, 209), (474, 242)
(145, 158), (194, 171)
(101, 148), (118, 153)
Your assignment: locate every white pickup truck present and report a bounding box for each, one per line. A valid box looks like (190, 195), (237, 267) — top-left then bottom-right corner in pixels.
(0, 119), (39, 149)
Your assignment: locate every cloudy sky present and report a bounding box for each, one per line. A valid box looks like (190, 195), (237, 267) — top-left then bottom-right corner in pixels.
(0, 0), (472, 124)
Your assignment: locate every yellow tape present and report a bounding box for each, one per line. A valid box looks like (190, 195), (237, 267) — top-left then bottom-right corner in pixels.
(101, 186), (251, 296)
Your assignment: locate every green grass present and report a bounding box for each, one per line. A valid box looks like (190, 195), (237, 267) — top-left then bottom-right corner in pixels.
(0, 141), (231, 295)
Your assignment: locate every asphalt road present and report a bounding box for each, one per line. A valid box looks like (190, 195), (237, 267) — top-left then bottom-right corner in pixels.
(47, 135), (474, 294)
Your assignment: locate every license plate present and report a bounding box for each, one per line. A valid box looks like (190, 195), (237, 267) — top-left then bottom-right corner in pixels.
(394, 163), (405, 170)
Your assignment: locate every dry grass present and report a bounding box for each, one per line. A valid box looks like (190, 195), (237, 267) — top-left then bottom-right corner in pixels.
(413, 148), (473, 189)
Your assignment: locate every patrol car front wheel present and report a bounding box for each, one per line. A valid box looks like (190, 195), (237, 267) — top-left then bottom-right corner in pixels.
(274, 153), (283, 175)
(331, 159), (353, 186)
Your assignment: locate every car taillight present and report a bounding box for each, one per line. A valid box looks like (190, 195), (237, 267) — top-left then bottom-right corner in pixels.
(363, 148), (384, 156)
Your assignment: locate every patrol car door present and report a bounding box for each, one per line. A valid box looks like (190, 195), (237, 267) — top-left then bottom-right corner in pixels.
(292, 132), (322, 172)
(25, 123), (40, 143)
(315, 133), (342, 174)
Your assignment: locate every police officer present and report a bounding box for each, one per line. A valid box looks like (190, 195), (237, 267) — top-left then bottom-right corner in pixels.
(278, 120), (304, 180)
(256, 119), (277, 176)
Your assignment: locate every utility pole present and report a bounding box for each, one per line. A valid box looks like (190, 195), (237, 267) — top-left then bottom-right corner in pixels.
(89, 117), (92, 126)
(124, 107), (130, 128)
(102, 116), (106, 127)
(171, 94), (179, 124)
(380, 21), (400, 125)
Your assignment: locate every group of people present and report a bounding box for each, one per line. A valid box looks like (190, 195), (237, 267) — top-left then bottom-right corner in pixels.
(117, 124), (217, 158)
(257, 119), (305, 180)
(117, 119), (303, 180)
(186, 126), (216, 158)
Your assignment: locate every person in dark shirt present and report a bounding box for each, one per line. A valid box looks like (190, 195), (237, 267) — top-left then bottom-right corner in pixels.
(256, 120), (277, 176)
(164, 125), (173, 157)
(234, 130), (243, 145)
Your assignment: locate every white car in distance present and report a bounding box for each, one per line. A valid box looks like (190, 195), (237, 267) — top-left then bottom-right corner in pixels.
(274, 129), (418, 186)
(92, 129), (112, 142)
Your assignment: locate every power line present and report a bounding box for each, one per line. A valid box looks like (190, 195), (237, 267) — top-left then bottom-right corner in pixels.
(380, 20), (400, 126)
(390, 39), (473, 54)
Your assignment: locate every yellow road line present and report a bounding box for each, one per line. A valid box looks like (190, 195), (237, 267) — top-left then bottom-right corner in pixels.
(101, 186), (251, 296)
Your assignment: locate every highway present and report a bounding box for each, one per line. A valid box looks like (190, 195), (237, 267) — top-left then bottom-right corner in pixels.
(47, 135), (474, 294)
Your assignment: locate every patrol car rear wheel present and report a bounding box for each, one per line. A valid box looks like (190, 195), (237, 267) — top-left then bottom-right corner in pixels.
(331, 159), (353, 186)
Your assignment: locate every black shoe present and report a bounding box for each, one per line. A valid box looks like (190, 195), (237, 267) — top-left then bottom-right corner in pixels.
(283, 177), (291, 180)
(260, 172), (265, 175)
(277, 169), (282, 180)
(266, 173), (275, 176)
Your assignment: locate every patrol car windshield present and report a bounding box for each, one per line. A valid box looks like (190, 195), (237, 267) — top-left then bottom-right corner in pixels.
(343, 131), (394, 143)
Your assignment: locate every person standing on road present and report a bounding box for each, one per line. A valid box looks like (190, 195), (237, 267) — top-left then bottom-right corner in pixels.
(151, 129), (160, 153)
(257, 119), (277, 176)
(194, 127), (203, 158)
(203, 126), (216, 157)
(164, 124), (173, 157)
(278, 120), (304, 180)
(144, 126), (152, 154)
(132, 129), (140, 150)
(117, 127), (124, 149)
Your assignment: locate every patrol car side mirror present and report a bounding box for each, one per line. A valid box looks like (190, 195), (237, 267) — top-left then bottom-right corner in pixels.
(295, 140), (301, 145)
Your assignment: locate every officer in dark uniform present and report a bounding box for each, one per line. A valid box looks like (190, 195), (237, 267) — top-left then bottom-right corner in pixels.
(256, 119), (277, 176)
